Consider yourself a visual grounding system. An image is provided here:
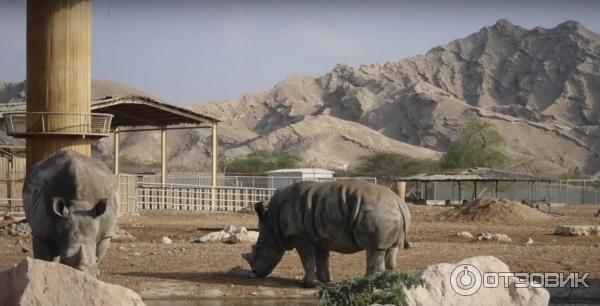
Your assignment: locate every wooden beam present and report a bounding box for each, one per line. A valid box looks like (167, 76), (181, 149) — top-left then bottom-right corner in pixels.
(113, 128), (120, 175)
(26, 0), (92, 172)
(211, 123), (218, 210)
(161, 127), (167, 184)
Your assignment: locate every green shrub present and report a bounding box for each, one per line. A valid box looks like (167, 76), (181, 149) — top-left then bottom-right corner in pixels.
(223, 150), (300, 174)
(558, 166), (587, 180)
(318, 271), (428, 306)
(354, 152), (439, 179)
(441, 120), (509, 170)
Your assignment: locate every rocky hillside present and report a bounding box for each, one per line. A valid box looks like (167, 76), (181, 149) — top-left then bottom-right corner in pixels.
(0, 79), (152, 102)
(3, 20), (600, 176)
(181, 19), (600, 176)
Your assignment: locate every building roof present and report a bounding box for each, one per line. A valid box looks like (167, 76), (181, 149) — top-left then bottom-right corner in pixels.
(0, 95), (219, 128)
(397, 167), (551, 182)
(266, 168), (335, 175)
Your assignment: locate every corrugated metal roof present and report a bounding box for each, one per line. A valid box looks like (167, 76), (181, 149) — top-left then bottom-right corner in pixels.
(266, 168), (334, 175)
(0, 95), (219, 127)
(397, 167), (551, 182)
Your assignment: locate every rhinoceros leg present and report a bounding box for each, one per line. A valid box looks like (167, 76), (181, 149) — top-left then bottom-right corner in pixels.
(32, 236), (59, 261)
(315, 246), (331, 283)
(365, 249), (386, 277)
(385, 247), (398, 270)
(293, 238), (317, 287)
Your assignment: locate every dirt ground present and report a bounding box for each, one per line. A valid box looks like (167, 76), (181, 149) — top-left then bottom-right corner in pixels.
(1, 204), (599, 299)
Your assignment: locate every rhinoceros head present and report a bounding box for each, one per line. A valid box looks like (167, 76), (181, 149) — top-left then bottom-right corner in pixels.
(242, 201), (284, 278)
(52, 196), (108, 276)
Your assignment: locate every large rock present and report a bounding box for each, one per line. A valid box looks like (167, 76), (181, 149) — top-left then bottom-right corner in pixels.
(191, 225), (259, 244)
(404, 256), (549, 306)
(554, 225), (600, 236)
(0, 257), (146, 306)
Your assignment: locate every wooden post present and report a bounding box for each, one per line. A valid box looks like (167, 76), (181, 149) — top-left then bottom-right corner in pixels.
(211, 123), (218, 187)
(473, 181), (478, 200)
(458, 181), (462, 203)
(113, 128), (120, 175)
(26, 0), (92, 173)
(211, 123), (218, 210)
(160, 127), (167, 184)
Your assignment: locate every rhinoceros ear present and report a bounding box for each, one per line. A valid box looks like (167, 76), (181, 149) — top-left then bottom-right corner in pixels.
(94, 199), (108, 218)
(254, 201), (265, 220)
(52, 197), (70, 218)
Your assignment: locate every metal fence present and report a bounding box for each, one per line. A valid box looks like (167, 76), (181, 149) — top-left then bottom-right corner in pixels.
(412, 180), (600, 206)
(137, 174), (377, 189)
(136, 183), (274, 212)
(0, 198), (24, 216)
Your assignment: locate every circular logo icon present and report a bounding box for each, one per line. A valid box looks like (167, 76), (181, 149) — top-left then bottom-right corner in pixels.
(450, 264), (482, 296)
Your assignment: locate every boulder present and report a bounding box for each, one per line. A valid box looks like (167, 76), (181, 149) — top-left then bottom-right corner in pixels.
(161, 236), (172, 244)
(191, 225), (259, 244)
(477, 232), (512, 243)
(404, 256), (549, 306)
(456, 231), (474, 239)
(521, 237), (534, 246)
(0, 257), (145, 306)
(554, 225), (600, 236)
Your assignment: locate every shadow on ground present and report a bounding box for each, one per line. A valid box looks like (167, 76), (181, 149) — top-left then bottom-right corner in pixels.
(120, 271), (302, 288)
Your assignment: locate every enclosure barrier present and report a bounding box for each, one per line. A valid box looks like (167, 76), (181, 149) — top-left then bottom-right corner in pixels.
(138, 174), (377, 189)
(0, 198), (24, 217)
(4, 112), (113, 138)
(136, 183), (275, 212)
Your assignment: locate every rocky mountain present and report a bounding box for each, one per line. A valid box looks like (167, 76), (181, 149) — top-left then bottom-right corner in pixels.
(0, 79), (152, 102)
(3, 20), (600, 176)
(173, 19), (600, 176)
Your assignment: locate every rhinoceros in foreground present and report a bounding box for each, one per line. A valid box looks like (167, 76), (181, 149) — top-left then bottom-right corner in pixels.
(23, 150), (118, 277)
(243, 180), (411, 287)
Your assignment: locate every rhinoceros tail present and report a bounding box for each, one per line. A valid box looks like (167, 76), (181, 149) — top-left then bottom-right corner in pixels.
(403, 239), (410, 249)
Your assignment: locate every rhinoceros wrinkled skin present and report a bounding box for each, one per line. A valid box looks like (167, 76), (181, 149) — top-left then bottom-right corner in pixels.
(243, 180), (411, 287)
(22, 150), (118, 277)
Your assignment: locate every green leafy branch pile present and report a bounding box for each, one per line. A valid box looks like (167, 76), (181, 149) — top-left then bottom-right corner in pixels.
(318, 271), (428, 306)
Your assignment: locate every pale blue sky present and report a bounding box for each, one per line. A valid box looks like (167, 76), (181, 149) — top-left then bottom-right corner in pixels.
(1, 0), (600, 106)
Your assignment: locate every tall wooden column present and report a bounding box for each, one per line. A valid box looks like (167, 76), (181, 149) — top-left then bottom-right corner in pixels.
(26, 0), (92, 172)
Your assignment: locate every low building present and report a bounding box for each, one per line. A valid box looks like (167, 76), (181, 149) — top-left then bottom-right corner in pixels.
(265, 168), (334, 189)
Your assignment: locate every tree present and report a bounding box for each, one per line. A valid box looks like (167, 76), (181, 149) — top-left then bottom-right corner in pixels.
(354, 152), (438, 179)
(440, 120), (509, 169)
(223, 150), (300, 174)
(558, 167), (587, 180)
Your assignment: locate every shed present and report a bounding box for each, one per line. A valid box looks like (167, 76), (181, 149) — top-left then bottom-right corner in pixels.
(0, 95), (220, 185)
(265, 168), (335, 189)
(396, 167), (552, 205)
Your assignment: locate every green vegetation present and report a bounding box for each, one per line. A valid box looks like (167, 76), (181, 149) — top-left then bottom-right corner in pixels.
(223, 150), (300, 174)
(354, 152), (438, 179)
(119, 156), (161, 173)
(318, 271), (428, 306)
(558, 166), (587, 180)
(440, 120), (509, 170)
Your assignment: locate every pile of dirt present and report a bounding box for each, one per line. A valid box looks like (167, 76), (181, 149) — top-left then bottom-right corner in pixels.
(438, 198), (551, 224)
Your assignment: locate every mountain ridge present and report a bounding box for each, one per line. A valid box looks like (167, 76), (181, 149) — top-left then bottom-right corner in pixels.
(2, 19), (599, 176)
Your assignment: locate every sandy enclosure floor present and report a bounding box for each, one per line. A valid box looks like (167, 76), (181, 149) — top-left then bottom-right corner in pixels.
(1, 204), (600, 299)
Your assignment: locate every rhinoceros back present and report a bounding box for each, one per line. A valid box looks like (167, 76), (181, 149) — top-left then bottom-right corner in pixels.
(271, 180), (410, 253)
(23, 150), (118, 241)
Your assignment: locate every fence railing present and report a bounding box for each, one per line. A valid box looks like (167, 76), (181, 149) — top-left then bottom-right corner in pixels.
(0, 198), (24, 216)
(136, 183), (275, 212)
(137, 174), (377, 189)
(4, 112), (113, 138)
